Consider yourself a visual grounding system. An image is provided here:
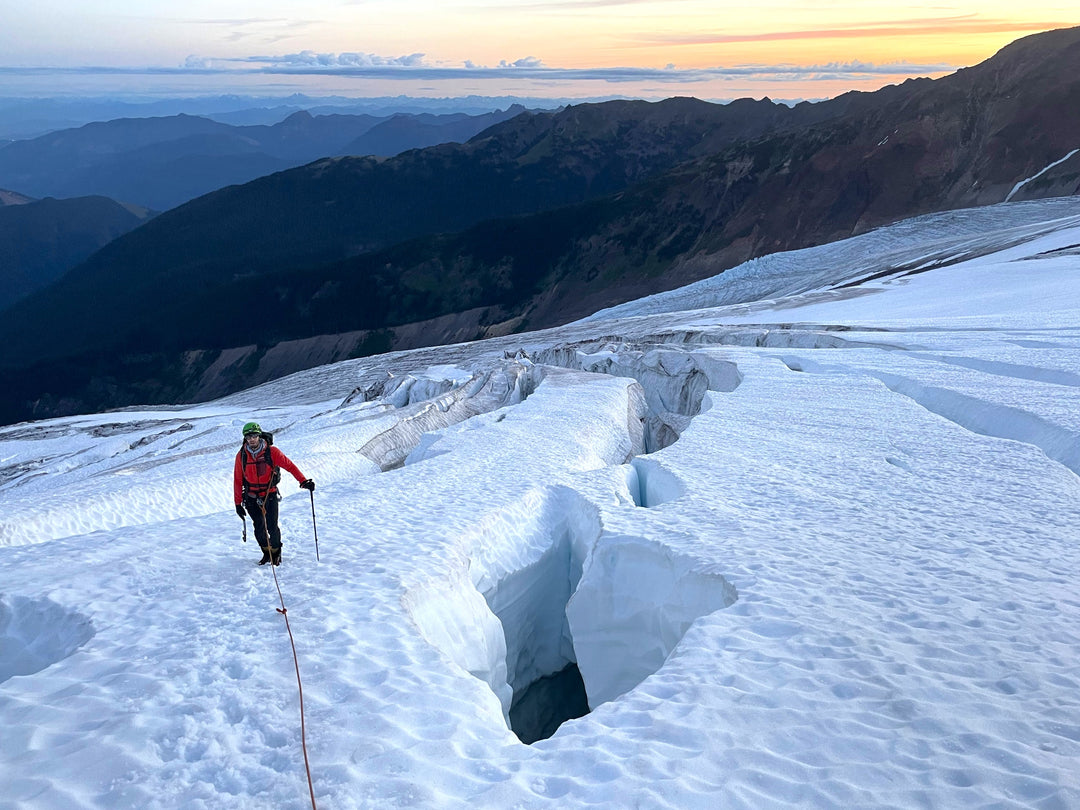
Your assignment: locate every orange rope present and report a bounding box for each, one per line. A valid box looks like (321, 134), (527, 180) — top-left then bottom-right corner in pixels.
(257, 496), (318, 810)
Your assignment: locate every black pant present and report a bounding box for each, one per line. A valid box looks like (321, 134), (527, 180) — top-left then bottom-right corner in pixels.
(244, 493), (281, 552)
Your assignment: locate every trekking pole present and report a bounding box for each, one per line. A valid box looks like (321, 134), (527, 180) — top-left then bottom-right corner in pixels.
(241, 513), (247, 543)
(309, 490), (320, 562)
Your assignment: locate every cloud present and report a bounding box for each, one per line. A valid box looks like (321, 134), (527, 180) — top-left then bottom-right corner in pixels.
(633, 16), (1077, 46)
(498, 57), (545, 68)
(177, 16), (320, 44)
(1, 56), (956, 86)
(185, 18), (292, 26)
(205, 50), (954, 82)
(226, 56), (954, 83)
(244, 51), (429, 68)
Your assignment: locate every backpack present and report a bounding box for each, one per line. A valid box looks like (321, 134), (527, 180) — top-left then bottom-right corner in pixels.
(240, 431), (281, 498)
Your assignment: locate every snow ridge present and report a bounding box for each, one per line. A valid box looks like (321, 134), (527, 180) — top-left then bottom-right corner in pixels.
(1005, 148), (1080, 202)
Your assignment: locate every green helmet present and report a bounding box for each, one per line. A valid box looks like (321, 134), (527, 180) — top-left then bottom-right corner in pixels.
(242, 421), (262, 436)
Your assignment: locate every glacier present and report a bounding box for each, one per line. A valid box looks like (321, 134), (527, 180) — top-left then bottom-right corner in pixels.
(0, 196), (1079, 808)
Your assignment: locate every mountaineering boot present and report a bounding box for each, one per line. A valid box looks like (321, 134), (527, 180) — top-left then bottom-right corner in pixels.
(271, 549), (282, 566)
(258, 549), (272, 565)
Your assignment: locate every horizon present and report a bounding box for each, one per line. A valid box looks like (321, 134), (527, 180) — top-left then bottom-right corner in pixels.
(1, 3), (1078, 103)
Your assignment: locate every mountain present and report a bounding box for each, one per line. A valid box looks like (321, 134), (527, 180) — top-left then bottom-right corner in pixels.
(0, 27), (1078, 426)
(0, 94), (567, 140)
(0, 108), (529, 210)
(341, 105), (532, 156)
(0, 188), (34, 206)
(0, 195), (152, 312)
(0, 95), (818, 347)
(669, 24), (1080, 262)
(0, 114), (296, 210)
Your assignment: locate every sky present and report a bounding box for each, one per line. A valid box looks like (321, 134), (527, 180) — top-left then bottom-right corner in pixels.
(1, 1), (1078, 102)
(1, 196), (1079, 807)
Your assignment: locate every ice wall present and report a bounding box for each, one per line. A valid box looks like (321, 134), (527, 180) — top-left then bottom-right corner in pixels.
(567, 536), (738, 707)
(403, 559), (515, 722)
(531, 341), (740, 451)
(353, 361), (542, 469)
(478, 488), (598, 695)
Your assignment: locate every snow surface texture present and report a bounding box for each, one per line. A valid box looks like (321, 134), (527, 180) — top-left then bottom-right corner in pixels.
(2, 196), (1080, 808)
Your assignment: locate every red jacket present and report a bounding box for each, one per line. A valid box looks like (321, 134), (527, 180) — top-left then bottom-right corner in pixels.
(234, 443), (306, 504)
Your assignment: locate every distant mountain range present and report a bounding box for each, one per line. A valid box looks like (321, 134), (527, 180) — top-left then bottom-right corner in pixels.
(0, 94), (567, 140)
(0, 26), (1078, 426)
(0, 188), (34, 206)
(0, 106), (528, 210)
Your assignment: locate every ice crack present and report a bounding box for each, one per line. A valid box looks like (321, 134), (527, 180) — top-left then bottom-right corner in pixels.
(874, 371), (1080, 478)
(531, 340), (740, 452)
(351, 360), (542, 470)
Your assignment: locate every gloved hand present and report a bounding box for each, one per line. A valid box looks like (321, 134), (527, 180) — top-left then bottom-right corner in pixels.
(300, 479), (315, 491)
(235, 503), (246, 518)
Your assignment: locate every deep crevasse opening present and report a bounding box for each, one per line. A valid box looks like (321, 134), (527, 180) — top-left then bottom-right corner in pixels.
(476, 487), (596, 743)
(630, 457), (685, 508)
(408, 483), (738, 744)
